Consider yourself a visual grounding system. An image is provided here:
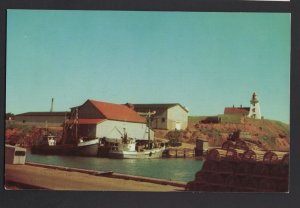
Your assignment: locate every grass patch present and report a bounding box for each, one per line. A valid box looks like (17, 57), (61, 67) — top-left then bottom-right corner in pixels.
(188, 116), (207, 123)
(268, 120), (289, 131)
(189, 114), (243, 124)
(218, 114), (242, 124)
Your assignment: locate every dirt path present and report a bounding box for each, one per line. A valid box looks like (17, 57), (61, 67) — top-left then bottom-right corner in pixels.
(5, 164), (185, 191)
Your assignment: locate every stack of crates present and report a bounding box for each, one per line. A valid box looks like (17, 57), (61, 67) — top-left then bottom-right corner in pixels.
(186, 148), (289, 192)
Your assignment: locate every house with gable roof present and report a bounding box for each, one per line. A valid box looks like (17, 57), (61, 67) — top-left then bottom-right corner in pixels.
(65, 99), (153, 143)
(130, 103), (189, 130)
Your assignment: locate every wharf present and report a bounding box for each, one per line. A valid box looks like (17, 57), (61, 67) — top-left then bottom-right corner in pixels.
(5, 163), (186, 191)
(165, 148), (195, 158)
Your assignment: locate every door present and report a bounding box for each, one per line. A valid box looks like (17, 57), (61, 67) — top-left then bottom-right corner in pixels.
(175, 122), (181, 130)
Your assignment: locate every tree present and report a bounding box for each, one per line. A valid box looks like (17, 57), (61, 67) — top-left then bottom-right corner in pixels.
(6, 113), (14, 120)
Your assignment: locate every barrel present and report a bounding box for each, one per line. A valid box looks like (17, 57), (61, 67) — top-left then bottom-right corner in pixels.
(222, 141), (235, 150)
(242, 150), (257, 161)
(263, 151), (278, 164)
(202, 160), (219, 172)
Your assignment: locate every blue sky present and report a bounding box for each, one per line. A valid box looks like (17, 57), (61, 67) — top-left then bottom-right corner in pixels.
(6, 10), (290, 123)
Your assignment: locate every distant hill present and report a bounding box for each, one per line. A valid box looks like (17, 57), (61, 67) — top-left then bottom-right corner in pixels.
(157, 115), (289, 151)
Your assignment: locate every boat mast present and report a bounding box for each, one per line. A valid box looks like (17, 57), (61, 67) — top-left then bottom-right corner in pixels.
(45, 120), (48, 135)
(75, 108), (78, 142)
(61, 111), (68, 144)
(147, 111), (151, 142)
(146, 110), (156, 146)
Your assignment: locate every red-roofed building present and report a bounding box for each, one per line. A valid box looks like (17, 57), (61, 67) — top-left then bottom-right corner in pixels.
(65, 100), (151, 143)
(224, 105), (250, 116)
(89, 100), (146, 123)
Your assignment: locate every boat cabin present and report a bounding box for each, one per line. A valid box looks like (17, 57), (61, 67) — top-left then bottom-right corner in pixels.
(37, 135), (57, 146)
(104, 138), (136, 152)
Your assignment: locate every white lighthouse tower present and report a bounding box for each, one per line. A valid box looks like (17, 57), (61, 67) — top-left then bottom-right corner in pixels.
(248, 92), (262, 119)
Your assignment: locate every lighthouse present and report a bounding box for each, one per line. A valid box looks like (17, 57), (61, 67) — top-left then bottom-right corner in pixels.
(248, 92), (262, 119)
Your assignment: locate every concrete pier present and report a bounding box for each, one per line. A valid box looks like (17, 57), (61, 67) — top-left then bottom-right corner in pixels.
(5, 163), (186, 191)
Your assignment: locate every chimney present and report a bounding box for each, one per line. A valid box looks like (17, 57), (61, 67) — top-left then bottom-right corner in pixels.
(240, 104), (242, 108)
(50, 98), (54, 112)
(125, 103), (134, 110)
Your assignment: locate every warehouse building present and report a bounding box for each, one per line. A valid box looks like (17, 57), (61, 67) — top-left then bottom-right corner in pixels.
(14, 112), (70, 127)
(65, 99), (153, 143)
(131, 103), (189, 130)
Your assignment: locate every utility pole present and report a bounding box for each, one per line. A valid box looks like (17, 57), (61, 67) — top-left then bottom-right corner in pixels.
(139, 110), (156, 144)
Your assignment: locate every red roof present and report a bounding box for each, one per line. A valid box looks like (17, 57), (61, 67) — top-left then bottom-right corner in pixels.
(224, 107), (250, 114)
(66, 118), (106, 124)
(89, 100), (146, 123)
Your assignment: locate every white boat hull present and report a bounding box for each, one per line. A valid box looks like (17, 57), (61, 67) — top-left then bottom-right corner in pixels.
(77, 139), (99, 157)
(108, 148), (164, 159)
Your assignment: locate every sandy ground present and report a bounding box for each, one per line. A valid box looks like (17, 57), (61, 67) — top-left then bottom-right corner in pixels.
(5, 164), (185, 192)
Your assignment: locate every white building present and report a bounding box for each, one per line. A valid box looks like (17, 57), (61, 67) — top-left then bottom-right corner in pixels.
(65, 99), (153, 143)
(131, 103), (189, 130)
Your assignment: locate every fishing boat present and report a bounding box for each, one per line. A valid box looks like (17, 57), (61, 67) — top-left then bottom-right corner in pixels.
(30, 107), (77, 155)
(103, 110), (165, 159)
(31, 134), (76, 155)
(31, 108), (97, 156)
(101, 133), (165, 159)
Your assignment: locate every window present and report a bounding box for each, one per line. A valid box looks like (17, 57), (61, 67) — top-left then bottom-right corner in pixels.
(161, 118), (165, 123)
(15, 151), (26, 156)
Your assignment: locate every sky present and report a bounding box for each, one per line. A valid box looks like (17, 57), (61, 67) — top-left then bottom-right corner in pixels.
(6, 10), (290, 123)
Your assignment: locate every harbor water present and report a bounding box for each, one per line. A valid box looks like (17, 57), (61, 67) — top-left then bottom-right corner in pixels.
(26, 153), (204, 182)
